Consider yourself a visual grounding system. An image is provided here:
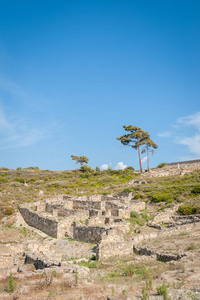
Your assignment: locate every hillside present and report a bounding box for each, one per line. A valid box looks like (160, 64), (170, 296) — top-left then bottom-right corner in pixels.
(0, 165), (200, 299)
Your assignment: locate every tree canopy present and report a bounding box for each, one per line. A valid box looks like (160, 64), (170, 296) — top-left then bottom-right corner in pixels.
(71, 155), (89, 166)
(117, 125), (158, 173)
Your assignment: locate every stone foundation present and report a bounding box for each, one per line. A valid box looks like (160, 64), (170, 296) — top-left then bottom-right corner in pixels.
(72, 223), (107, 244)
(18, 207), (58, 238)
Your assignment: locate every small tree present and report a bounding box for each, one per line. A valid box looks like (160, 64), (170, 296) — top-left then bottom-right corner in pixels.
(117, 125), (149, 173)
(71, 155), (89, 166)
(141, 137), (158, 172)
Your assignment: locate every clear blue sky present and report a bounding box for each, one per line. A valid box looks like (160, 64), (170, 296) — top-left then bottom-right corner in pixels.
(0, 0), (199, 170)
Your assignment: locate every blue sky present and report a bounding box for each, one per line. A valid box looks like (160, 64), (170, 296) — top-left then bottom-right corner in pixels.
(0, 0), (199, 170)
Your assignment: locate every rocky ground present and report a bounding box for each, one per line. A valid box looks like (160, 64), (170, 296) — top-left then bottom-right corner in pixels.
(0, 209), (200, 299)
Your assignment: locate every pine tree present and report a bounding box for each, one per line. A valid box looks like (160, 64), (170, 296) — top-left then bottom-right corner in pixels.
(71, 155), (89, 166)
(141, 137), (158, 172)
(117, 125), (149, 173)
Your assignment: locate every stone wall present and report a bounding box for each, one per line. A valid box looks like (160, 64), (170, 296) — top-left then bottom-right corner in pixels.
(72, 223), (107, 244)
(73, 200), (105, 210)
(143, 159), (200, 178)
(96, 228), (132, 260)
(19, 207), (58, 238)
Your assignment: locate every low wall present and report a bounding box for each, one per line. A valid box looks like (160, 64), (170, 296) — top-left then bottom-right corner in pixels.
(96, 229), (132, 260)
(169, 159), (200, 166)
(73, 200), (105, 210)
(72, 223), (107, 244)
(18, 207), (58, 238)
(97, 240), (132, 260)
(96, 227), (159, 260)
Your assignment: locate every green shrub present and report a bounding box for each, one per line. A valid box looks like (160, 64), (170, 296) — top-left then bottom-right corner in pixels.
(130, 211), (139, 218)
(151, 192), (173, 203)
(191, 184), (200, 195)
(26, 166), (39, 170)
(95, 166), (100, 172)
(123, 264), (135, 276)
(5, 207), (14, 216)
(178, 204), (197, 215)
(78, 260), (97, 268)
(186, 243), (196, 250)
(156, 162), (168, 168)
(80, 165), (94, 173)
(14, 177), (25, 184)
(135, 266), (147, 276)
(123, 187), (134, 193)
(0, 176), (8, 183)
(134, 193), (143, 199)
(81, 173), (91, 178)
(156, 283), (169, 300)
(141, 286), (149, 300)
(5, 273), (17, 293)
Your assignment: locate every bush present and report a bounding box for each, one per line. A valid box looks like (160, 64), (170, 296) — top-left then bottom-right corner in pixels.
(5, 273), (17, 293)
(14, 177), (25, 184)
(80, 165), (94, 173)
(151, 192), (173, 203)
(5, 207), (14, 216)
(130, 211), (139, 218)
(125, 166), (135, 171)
(95, 166), (100, 172)
(123, 166), (135, 175)
(0, 176), (8, 183)
(191, 184), (200, 195)
(134, 193), (143, 199)
(156, 283), (169, 300)
(178, 204), (198, 215)
(123, 187), (134, 193)
(157, 162), (168, 168)
(25, 166), (39, 170)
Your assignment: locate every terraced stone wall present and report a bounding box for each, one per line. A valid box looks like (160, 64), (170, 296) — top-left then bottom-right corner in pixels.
(19, 207), (58, 238)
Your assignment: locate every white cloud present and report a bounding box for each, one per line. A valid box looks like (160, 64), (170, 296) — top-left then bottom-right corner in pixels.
(141, 156), (147, 163)
(177, 112), (200, 131)
(101, 162), (112, 170)
(178, 134), (200, 156)
(158, 112), (200, 158)
(115, 162), (127, 170)
(157, 131), (172, 138)
(176, 112), (200, 157)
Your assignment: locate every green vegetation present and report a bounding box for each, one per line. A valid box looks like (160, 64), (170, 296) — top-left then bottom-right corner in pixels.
(156, 283), (170, 300)
(191, 184), (200, 195)
(71, 155), (89, 166)
(150, 191), (173, 203)
(127, 210), (152, 229)
(178, 204), (199, 215)
(5, 273), (17, 294)
(4, 207), (14, 215)
(0, 166), (200, 219)
(157, 162), (168, 168)
(117, 125), (157, 173)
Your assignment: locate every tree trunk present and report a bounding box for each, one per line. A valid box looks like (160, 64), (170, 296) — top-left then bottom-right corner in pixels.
(147, 145), (150, 172)
(138, 146), (143, 173)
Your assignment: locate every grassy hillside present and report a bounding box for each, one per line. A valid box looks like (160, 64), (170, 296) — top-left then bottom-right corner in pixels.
(0, 166), (200, 219)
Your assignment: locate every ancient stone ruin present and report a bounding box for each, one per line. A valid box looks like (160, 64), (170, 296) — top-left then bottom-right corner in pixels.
(18, 194), (145, 260)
